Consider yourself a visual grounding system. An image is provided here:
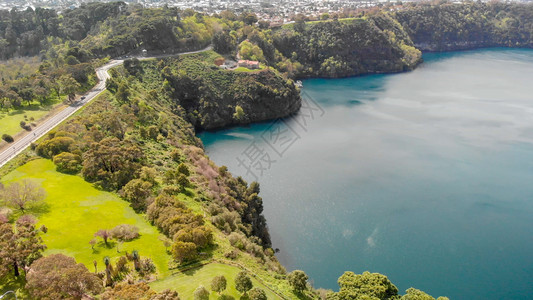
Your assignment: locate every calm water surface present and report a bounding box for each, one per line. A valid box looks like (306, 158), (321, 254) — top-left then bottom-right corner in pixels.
(198, 49), (533, 299)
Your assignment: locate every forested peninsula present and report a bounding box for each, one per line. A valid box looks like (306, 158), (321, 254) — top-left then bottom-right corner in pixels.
(0, 1), (532, 299)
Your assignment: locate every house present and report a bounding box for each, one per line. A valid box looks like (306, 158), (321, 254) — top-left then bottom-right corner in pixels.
(238, 60), (260, 69)
(220, 59), (238, 70)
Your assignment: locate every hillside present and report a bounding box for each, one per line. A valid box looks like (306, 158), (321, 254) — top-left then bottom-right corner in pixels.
(2, 1), (533, 299)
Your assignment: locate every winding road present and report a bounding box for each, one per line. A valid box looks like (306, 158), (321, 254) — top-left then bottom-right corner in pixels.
(0, 45), (212, 169)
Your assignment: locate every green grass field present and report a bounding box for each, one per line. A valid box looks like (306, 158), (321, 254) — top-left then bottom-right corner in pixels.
(150, 263), (281, 299)
(233, 64), (266, 73)
(0, 159), (171, 276)
(0, 103), (55, 137)
(1, 158), (289, 299)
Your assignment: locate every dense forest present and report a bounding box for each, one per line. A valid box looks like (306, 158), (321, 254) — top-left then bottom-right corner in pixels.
(1, 1), (533, 298)
(395, 2), (533, 51)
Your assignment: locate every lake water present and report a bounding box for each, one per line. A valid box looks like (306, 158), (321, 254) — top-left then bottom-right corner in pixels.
(198, 48), (533, 299)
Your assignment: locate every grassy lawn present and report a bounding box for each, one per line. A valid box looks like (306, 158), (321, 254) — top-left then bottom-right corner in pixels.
(0, 159), (172, 277)
(0, 103), (56, 137)
(150, 263), (282, 299)
(233, 64), (266, 73)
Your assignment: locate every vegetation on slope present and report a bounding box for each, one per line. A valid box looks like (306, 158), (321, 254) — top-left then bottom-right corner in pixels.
(135, 51), (301, 130)
(272, 14), (422, 78)
(2, 1), (533, 299)
(394, 2), (533, 51)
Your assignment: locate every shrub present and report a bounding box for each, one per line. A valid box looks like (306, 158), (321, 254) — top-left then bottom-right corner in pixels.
(110, 224), (140, 241)
(249, 287), (267, 300)
(139, 258), (156, 276)
(170, 149), (182, 162)
(53, 152), (82, 174)
(193, 286), (209, 300)
(171, 241), (197, 263)
(2, 134), (14, 143)
(36, 136), (76, 158)
(224, 250), (238, 260)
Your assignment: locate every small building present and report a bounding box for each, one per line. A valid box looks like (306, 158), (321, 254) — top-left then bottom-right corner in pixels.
(220, 59), (238, 70)
(238, 60), (260, 69)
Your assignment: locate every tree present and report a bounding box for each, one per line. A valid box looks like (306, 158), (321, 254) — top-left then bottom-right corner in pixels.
(233, 105), (245, 121)
(249, 287), (267, 300)
(242, 13), (258, 25)
(171, 241), (197, 263)
(211, 275), (227, 295)
(121, 179), (153, 212)
(0, 216), (46, 277)
(82, 137), (143, 190)
(333, 271), (399, 300)
(193, 285), (209, 300)
(132, 250), (141, 271)
(89, 238), (96, 250)
(58, 74), (80, 103)
(235, 271), (253, 295)
(400, 288), (449, 300)
(213, 31), (236, 54)
(26, 254), (102, 300)
(34, 85), (48, 105)
(104, 256), (113, 286)
(176, 174), (190, 192)
(95, 229), (111, 246)
(106, 77), (119, 94)
(0, 179), (46, 213)
(238, 40), (265, 62)
(115, 82), (131, 104)
(175, 164), (189, 177)
(287, 270), (308, 292)
(53, 152), (82, 173)
(110, 224), (139, 252)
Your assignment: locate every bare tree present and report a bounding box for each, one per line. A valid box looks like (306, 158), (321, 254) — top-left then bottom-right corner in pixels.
(0, 180), (46, 213)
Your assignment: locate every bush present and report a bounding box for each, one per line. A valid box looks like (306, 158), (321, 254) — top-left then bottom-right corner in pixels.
(110, 224), (140, 241)
(53, 152), (82, 174)
(224, 250), (238, 260)
(193, 286), (209, 300)
(2, 134), (14, 143)
(249, 287), (267, 300)
(138, 258), (156, 276)
(36, 136), (76, 158)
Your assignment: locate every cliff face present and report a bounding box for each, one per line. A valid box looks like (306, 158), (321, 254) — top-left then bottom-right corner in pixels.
(154, 53), (301, 131)
(272, 14), (422, 78)
(268, 3), (533, 78)
(192, 70), (301, 130)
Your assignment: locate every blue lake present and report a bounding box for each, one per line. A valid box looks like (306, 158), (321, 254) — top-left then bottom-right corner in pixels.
(198, 48), (533, 299)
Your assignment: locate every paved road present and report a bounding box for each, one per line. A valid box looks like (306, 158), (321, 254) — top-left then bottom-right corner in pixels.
(0, 45), (212, 169)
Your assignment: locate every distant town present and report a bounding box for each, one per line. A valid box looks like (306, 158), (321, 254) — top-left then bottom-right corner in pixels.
(2, 0), (533, 25)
